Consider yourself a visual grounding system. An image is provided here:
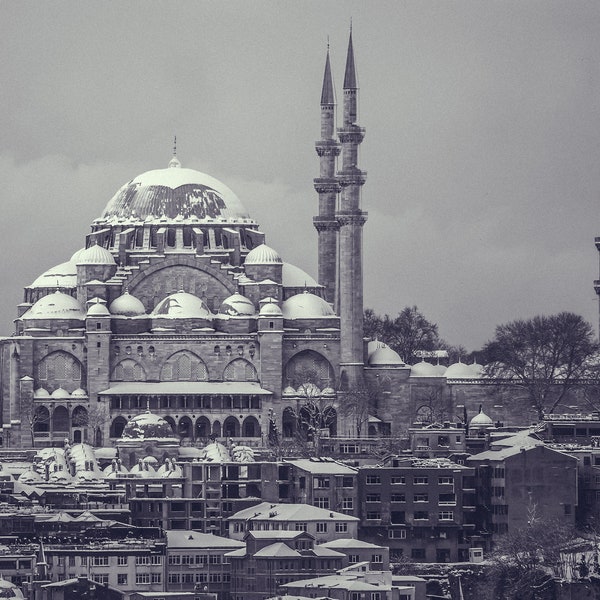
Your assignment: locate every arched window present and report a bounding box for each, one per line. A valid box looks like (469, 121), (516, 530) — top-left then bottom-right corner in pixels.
(322, 406), (337, 436)
(195, 416), (211, 439)
(110, 416), (127, 438)
(178, 416), (193, 439)
(242, 416), (260, 438)
(223, 416), (239, 438)
(112, 359), (146, 382)
(212, 420), (221, 438)
(71, 406), (88, 427)
(37, 351), (82, 384)
(223, 359), (258, 382)
(285, 350), (335, 389)
(52, 406), (69, 433)
(161, 351), (208, 381)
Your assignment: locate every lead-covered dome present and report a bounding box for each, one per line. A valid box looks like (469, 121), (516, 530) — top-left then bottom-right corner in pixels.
(410, 360), (439, 377)
(245, 244), (282, 265)
(282, 292), (335, 319)
(29, 260), (77, 289)
(22, 291), (85, 320)
(121, 411), (177, 440)
(218, 293), (256, 317)
(152, 291), (212, 318)
(102, 164), (249, 222)
(109, 291), (146, 317)
(445, 361), (476, 379)
(368, 344), (405, 366)
(76, 243), (116, 265)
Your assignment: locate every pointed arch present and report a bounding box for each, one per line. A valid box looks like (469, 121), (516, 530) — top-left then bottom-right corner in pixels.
(71, 406), (88, 427)
(285, 350), (335, 389)
(178, 416), (193, 439)
(37, 351), (83, 387)
(52, 406), (69, 433)
(212, 420), (222, 438)
(322, 406), (337, 436)
(164, 416), (176, 431)
(223, 416), (240, 438)
(160, 351), (208, 381)
(195, 416), (211, 439)
(112, 359), (146, 382)
(242, 416), (260, 438)
(223, 358), (258, 382)
(110, 416), (127, 438)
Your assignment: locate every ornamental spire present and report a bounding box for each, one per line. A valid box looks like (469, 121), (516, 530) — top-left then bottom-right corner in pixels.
(343, 26), (357, 90)
(320, 43), (335, 106)
(168, 135), (181, 168)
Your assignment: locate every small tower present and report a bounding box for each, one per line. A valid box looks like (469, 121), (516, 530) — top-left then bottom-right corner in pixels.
(313, 44), (341, 304)
(337, 28), (367, 387)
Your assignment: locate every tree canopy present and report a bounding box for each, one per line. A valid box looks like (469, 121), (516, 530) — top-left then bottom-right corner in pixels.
(482, 312), (599, 419)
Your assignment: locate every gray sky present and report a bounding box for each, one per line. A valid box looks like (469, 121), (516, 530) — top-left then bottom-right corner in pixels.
(1, 0), (600, 351)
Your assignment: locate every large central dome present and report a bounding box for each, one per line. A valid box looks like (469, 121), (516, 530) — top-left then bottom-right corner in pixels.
(102, 162), (250, 222)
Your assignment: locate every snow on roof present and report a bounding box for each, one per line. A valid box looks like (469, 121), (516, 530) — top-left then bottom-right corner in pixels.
(284, 459), (357, 475)
(282, 262), (319, 288)
(230, 502), (359, 522)
(166, 530), (245, 549)
(99, 381), (272, 395)
(247, 531), (306, 540)
(254, 542), (302, 558)
(320, 539), (385, 550)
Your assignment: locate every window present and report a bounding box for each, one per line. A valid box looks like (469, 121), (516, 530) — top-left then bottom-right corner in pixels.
(209, 555), (220, 565)
(117, 574), (128, 585)
(151, 555), (162, 565)
(92, 556), (109, 566)
(136, 555), (150, 565)
(492, 486), (505, 498)
(439, 493), (456, 505)
(349, 554), (359, 563)
(411, 548), (426, 560)
(152, 573), (162, 584)
(335, 522), (348, 533)
(438, 435), (450, 447)
(414, 477), (428, 485)
(389, 529), (407, 539)
(366, 475), (381, 485)
(95, 574), (109, 585)
(439, 511), (454, 521)
(438, 477), (453, 485)
(391, 493), (406, 502)
(366, 494), (381, 503)
(295, 523), (308, 532)
(414, 493), (428, 502)
(493, 467), (505, 478)
(314, 477), (330, 488)
(342, 497), (354, 510)
(168, 573), (181, 584)
(341, 476), (354, 488)
(314, 497), (330, 509)
(317, 523), (328, 533)
(117, 556), (127, 566)
(391, 476), (406, 485)
(372, 554), (383, 563)
(136, 573), (151, 585)
(169, 555), (181, 565)
(414, 511), (429, 520)
(366, 512), (381, 520)
(391, 511), (405, 524)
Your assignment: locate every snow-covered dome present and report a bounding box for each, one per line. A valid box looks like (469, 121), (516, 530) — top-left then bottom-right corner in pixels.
(445, 361), (475, 379)
(282, 386), (296, 396)
(151, 291), (212, 319)
(29, 260), (77, 289)
(22, 291), (85, 320)
(282, 292), (335, 319)
(101, 164), (250, 222)
(130, 459), (157, 478)
(368, 344), (405, 366)
(34, 388), (50, 398)
(156, 458), (183, 477)
(218, 293), (256, 317)
(470, 409), (494, 428)
(282, 263), (319, 288)
(76, 243), (116, 265)
(109, 291), (146, 317)
(245, 244), (282, 265)
(433, 364), (447, 376)
(201, 441), (231, 462)
(470, 362), (484, 378)
(259, 301), (283, 316)
(87, 298), (110, 316)
(0, 577), (25, 599)
(51, 387), (70, 399)
(71, 388), (87, 397)
(410, 360), (439, 377)
(121, 411), (177, 440)
(18, 466), (44, 485)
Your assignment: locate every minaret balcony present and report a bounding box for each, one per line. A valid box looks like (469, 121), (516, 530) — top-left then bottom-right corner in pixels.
(313, 217), (340, 232)
(313, 178), (342, 194)
(337, 125), (365, 144)
(337, 168), (367, 187)
(315, 140), (341, 157)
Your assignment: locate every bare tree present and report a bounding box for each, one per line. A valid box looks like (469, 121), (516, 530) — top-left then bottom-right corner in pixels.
(340, 382), (377, 438)
(23, 404), (49, 447)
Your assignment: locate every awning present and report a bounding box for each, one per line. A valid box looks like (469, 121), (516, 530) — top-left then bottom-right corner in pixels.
(98, 381), (273, 396)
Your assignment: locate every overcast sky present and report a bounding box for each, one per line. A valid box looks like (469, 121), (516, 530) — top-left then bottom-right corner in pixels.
(1, 0), (600, 351)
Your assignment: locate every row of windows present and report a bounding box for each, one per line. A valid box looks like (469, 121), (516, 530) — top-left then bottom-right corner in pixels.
(55, 554), (162, 567)
(365, 475), (455, 486)
(365, 511), (454, 522)
(366, 492), (456, 504)
(168, 573), (229, 584)
(168, 554), (223, 565)
(82, 573), (161, 585)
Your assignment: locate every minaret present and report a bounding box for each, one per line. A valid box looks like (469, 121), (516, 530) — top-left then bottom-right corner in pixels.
(337, 28), (367, 387)
(313, 44), (341, 304)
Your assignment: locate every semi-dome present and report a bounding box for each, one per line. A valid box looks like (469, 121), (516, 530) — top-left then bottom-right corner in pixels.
(102, 163), (250, 222)
(151, 291), (212, 319)
(76, 243), (116, 265)
(218, 293), (256, 317)
(368, 344), (405, 366)
(282, 262), (319, 288)
(22, 291), (85, 320)
(445, 361), (475, 379)
(109, 291), (146, 317)
(121, 411), (177, 440)
(410, 360), (439, 377)
(245, 244), (282, 265)
(282, 292), (335, 319)
(29, 260), (77, 289)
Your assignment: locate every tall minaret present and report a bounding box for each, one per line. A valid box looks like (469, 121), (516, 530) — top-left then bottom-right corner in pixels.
(337, 28), (367, 387)
(313, 45), (341, 304)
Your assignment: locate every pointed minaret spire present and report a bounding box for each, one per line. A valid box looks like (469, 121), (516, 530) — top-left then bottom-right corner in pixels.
(343, 25), (357, 90)
(321, 45), (335, 106)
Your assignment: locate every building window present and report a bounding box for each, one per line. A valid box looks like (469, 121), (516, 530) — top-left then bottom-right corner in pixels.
(414, 493), (428, 502)
(439, 511), (454, 521)
(366, 512), (381, 520)
(414, 477), (428, 485)
(438, 477), (453, 485)
(314, 477), (330, 488)
(414, 511), (429, 520)
(136, 573), (151, 585)
(391, 476), (406, 485)
(342, 497), (354, 510)
(366, 475), (381, 485)
(151, 573), (162, 584)
(335, 522), (348, 533)
(389, 529), (407, 539)
(295, 523), (308, 532)
(117, 556), (127, 566)
(317, 523), (328, 533)
(136, 555), (150, 565)
(391, 493), (406, 502)
(349, 554), (359, 563)
(314, 497), (330, 509)
(411, 548), (426, 560)
(92, 556), (109, 566)
(366, 494), (381, 503)
(494, 467), (505, 478)
(341, 476), (354, 488)
(117, 574), (128, 586)
(492, 486), (505, 498)
(372, 554), (383, 563)
(96, 574), (109, 585)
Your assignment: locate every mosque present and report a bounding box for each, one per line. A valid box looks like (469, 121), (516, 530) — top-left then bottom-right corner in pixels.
(0, 32), (521, 451)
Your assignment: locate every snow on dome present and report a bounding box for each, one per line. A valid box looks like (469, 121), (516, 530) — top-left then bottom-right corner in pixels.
(410, 360), (439, 377)
(22, 291), (85, 320)
(130, 459), (157, 478)
(282, 386), (296, 396)
(218, 293), (256, 317)
(156, 457), (183, 477)
(282, 292), (335, 319)
(201, 441), (231, 462)
(433, 364), (447, 376)
(18, 466), (44, 485)
(70, 248), (86, 262)
(245, 244), (283, 265)
(368, 344), (405, 366)
(71, 388), (87, 397)
(76, 243), (116, 265)
(445, 361), (476, 379)
(121, 411), (177, 440)
(102, 166), (250, 222)
(103, 459), (129, 478)
(29, 260), (77, 289)
(0, 578), (25, 599)
(470, 408), (494, 427)
(34, 388), (50, 398)
(469, 362), (484, 378)
(259, 301), (283, 317)
(109, 291), (146, 317)
(322, 387), (336, 396)
(87, 298), (110, 316)
(51, 387), (71, 399)
(151, 291), (212, 319)
(231, 445), (255, 463)
(282, 263), (319, 288)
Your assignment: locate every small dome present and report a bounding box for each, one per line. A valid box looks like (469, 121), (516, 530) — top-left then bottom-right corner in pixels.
(433, 364), (447, 376)
(71, 388), (87, 397)
(87, 298), (110, 316)
(34, 388), (50, 398)
(218, 293), (256, 317)
(51, 387), (71, 399)
(410, 360), (439, 377)
(18, 467), (44, 485)
(130, 460), (157, 478)
(282, 386), (296, 396)
(29, 260), (77, 289)
(121, 411), (177, 440)
(245, 244), (282, 265)
(470, 362), (484, 378)
(470, 409), (494, 428)
(109, 291), (146, 316)
(322, 387), (336, 396)
(259, 301), (283, 316)
(22, 291), (85, 320)
(445, 361), (475, 379)
(151, 291), (212, 319)
(368, 344), (405, 366)
(70, 248), (86, 262)
(76, 243), (116, 265)
(282, 263), (318, 288)
(282, 292), (335, 319)
(0, 577), (25, 599)
(201, 441), (231, 462)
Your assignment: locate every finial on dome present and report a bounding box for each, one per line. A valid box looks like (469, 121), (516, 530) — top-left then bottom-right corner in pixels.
(168, 135), (181, 168)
